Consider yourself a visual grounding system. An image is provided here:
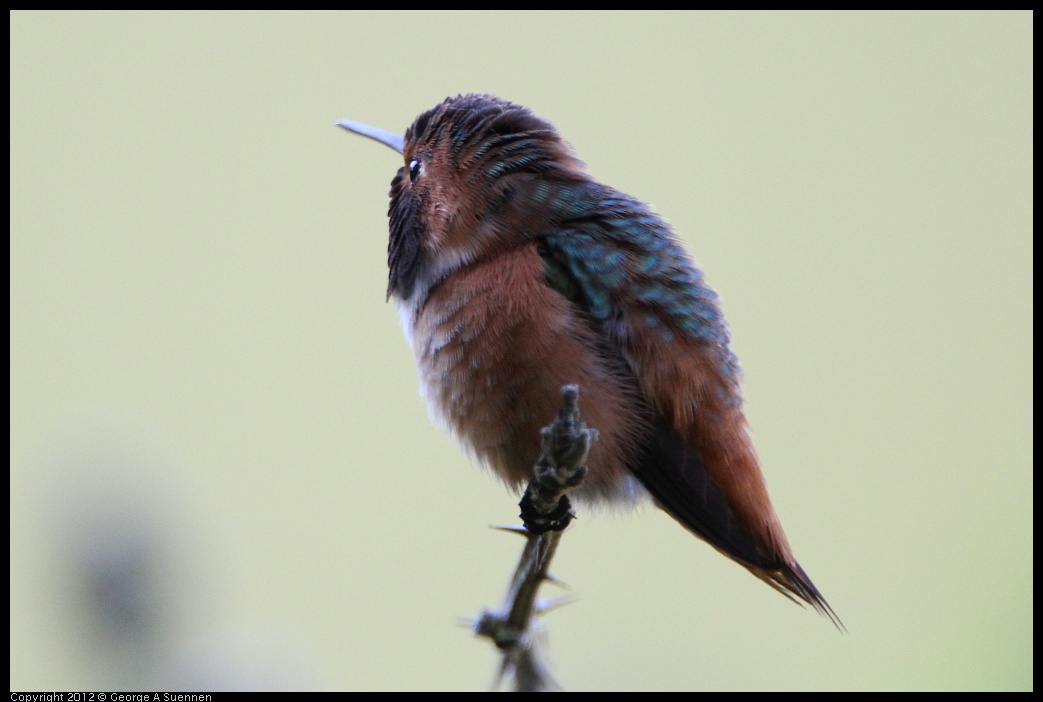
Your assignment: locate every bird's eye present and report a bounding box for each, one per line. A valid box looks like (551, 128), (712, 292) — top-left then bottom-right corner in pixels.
(408, 158), (421, 182)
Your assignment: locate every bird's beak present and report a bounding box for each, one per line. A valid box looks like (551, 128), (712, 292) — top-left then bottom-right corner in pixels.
(336, 120), (404, 154)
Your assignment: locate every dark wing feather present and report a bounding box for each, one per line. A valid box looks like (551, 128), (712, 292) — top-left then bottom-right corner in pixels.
(633, 416), (773, 569)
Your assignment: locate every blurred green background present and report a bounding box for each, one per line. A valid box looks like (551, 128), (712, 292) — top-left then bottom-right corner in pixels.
(11, 11), (1031, 691)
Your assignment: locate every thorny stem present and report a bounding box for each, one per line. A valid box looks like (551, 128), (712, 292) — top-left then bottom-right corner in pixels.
(472, 385), (598, 692)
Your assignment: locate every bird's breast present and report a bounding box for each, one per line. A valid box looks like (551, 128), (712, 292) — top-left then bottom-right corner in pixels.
(398, 242), (647, 504)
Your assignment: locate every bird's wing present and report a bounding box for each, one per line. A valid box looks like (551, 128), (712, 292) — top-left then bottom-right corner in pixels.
(536, 183), (841, 627)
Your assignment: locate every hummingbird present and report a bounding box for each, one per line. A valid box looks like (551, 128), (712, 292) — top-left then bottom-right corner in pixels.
(338, 94), (840, 628)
